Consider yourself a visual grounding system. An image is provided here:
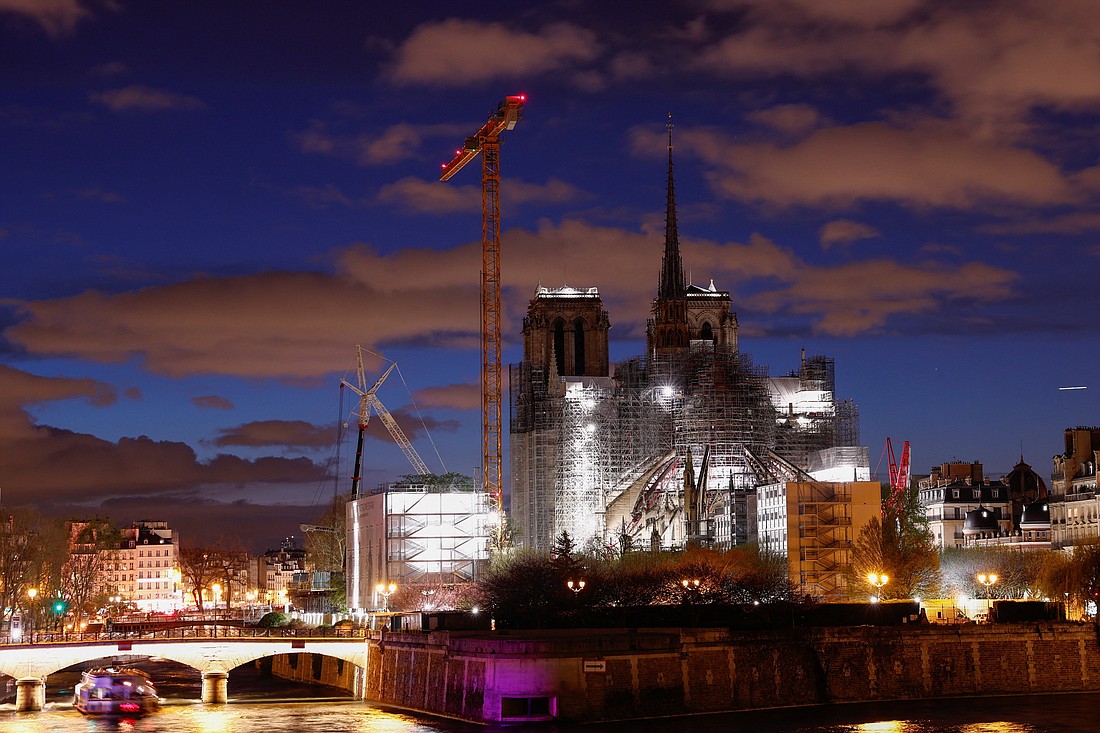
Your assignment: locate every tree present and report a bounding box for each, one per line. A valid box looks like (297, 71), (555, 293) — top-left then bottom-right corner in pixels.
(63, 518), (121, 627)
(304, 494), (349, 612)
(179, 548), (220, 614)
(0, 507), (64, 632)
(850, 507), (938, 600)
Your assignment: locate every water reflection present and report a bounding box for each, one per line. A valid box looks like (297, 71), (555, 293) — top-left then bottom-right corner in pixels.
(854, 722), (905, 732)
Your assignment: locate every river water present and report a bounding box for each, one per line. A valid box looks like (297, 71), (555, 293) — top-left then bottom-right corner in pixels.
(2, 661), (1098, 732)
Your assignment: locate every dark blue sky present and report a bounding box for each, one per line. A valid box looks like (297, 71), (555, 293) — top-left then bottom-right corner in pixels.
(2, 0), (1098, 549)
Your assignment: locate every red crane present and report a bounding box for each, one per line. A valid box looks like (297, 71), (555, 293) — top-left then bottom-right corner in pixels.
(439, 94), (526, 518)
(885, 438), (911, 520)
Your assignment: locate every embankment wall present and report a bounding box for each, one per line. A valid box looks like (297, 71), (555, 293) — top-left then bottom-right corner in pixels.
(276, 624), (1100, 724)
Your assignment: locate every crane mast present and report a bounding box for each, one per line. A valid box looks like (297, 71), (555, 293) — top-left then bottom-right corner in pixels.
(439, 94), (526, 518)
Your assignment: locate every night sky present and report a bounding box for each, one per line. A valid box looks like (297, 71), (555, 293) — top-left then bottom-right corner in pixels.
(2, 1), (1098, 552)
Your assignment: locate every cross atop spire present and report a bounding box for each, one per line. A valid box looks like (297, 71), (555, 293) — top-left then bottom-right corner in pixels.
(659, 112), (686, 301)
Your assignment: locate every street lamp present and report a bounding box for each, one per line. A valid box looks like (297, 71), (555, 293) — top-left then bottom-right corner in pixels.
(567, 579), (586, 594)
(977, 573), (998, 616)
(376, 582), (397, 612)
(867, 572), (889, 602)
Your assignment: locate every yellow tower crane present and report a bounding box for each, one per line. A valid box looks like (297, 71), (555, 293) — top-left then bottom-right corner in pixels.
(439, 94), (526, 520)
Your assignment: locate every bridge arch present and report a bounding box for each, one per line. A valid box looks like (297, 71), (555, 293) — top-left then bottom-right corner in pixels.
(0, 637), (368, 710)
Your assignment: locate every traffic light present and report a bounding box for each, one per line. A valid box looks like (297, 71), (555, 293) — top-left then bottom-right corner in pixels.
(52, 599), (68, 614)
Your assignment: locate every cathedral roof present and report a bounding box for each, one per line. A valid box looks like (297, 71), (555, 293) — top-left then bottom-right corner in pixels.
(686, 280), (730, 298)
(533, 284), (600, 300)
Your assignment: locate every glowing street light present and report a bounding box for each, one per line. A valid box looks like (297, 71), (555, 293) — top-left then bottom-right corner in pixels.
(867, 572), (889, 602)
(977, 573), (998, 616)
(376, 582), (397, 612)
(567, 579), (586, 594)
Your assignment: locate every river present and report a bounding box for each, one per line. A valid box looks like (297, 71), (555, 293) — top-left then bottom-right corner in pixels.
(2, 661), (1098, 732)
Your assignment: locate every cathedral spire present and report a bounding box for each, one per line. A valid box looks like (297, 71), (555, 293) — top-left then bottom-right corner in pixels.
(659, 113), (686, 300)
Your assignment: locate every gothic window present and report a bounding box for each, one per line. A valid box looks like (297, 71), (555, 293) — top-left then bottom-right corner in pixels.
(701, 321), (714, 342)
(553, 318), (566, 376)
(573, 318), (585, 375)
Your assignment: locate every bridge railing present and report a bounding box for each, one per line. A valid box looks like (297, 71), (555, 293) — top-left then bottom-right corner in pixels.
(1, 624), (369, 645)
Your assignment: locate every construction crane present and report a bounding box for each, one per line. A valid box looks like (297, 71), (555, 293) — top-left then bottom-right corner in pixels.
(439, 94), (526, 516)
(885, 438), (911, 521)
(341, 346), (431, 498)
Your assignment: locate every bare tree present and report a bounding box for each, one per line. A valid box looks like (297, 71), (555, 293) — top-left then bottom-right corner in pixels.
(63, 519), (121, 627)
(178, 548), (219, 614)
(0, 507), (63, 632)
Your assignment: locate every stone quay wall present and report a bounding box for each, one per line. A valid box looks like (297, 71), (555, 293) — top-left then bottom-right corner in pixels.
(267, 651), (366, 698)
(358, 624), (1100, 724)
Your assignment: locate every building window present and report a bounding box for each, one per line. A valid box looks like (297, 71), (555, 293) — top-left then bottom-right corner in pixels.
(952, 490), (960, 499)
(573, 318), (586, 375)
(551, 317), (567, 376)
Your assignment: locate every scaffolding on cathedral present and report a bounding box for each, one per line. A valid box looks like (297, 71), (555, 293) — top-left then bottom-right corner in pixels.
(511, 341), (836, 553)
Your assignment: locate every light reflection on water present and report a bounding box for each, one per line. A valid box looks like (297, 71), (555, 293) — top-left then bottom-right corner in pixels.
(3, 693), (1098, 733)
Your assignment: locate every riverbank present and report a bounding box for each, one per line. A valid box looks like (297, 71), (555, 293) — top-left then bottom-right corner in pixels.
(274, 622), (1100, 725)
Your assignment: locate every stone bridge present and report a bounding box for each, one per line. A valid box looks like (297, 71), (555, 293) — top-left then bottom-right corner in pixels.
(0, 635), (368, 711)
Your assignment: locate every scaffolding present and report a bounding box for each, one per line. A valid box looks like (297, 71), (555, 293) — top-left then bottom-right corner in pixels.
(511, 342), (796, 552)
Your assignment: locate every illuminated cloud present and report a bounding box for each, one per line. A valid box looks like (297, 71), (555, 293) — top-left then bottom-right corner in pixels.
(89, 85), (207, 113)
(636, 122), (1076, 210)
(0, 365), (325, 506)
(980, 213), (1100, 236)
(376, 176), (583, 214)
(411, 383), (480, 411)
(819, 220), (880, 250)
(3, 219), (1022, 380)
(696, 1), (1100, 129)
(0, 0), (90, 36)
(297, 121), (460, 166)
(209, 419), (335, 449)
(193, 395), (233, 410)
(386, 19), (601, 86)
(745, 104), (827, 137)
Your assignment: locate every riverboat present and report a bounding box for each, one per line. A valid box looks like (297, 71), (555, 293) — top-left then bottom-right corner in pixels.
(73, 667), (161, 716)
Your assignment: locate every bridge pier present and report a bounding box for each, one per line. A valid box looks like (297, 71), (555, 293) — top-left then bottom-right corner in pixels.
(15, 677), (45, 712)
(202, 670), (229, 704)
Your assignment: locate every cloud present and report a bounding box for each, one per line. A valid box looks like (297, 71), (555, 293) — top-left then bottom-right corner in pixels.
(738, 241), (1020, 336)
(89, 85), (206, 113)
(0, 364), (116, 439)
(696, 1), (1100, 130)
(193, 395), (233, 410)
(6, 267), (483, 379)
(979, 213), (1100, 236)
(4, 220), (1022, 381)
(0, 365), (325, 506)
(209, 419), (335, 449)
(298, 121), (451, 166)
(745, 104), (828, 137)
(376, 176), (583, 214)
(636, 121), (1077, 210)
(819, 220), (880, 250)
(411, 383), (480, 411)
(0, 0), (90, 36)
(386, 19), (601, 86)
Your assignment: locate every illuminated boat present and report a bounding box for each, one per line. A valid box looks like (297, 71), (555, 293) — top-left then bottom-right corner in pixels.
(73, 667), (161, 716)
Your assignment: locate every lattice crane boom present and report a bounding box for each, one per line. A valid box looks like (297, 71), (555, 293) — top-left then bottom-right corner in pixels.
(439, 94), (526, 512)
(885, 437), (911, 519)
(341, 346), (431, 490)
